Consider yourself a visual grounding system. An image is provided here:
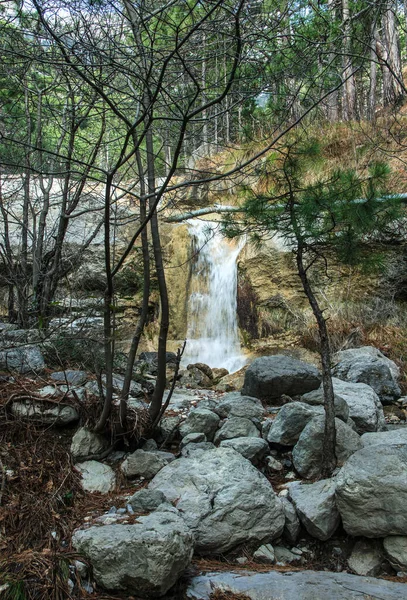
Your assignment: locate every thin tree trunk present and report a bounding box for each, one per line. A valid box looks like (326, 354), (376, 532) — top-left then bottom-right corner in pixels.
(380, 0), (405, 107)
(368, 23), (378, 121)
(342, 0), (357, 121)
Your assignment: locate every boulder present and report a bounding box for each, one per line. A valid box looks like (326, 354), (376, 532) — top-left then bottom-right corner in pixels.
(336, 444), (407, 537)
(220, 437), (269, 464)
(179, 408), (220, 441)
(267, 402), (319, 447)
(383, 536), (407, 571)
(51, 370), (88, 386)
(121, 450), (175, 479)
(76, 461), (116, 494)
(274, 546), (303, 565)
(303, 378), (386, 434)
(214, 393), (265, 420)
(347, 539), (384, 577)
(212, 368), (229, 381)
(301, 389), (349, 422)
(139, 351), (177, 371)
(0, 345), (45, 374)
(253, 544), (275, 564)
(292, 416), (362, 479)
(288, 479), (340, 541)
(214, 417), (260, 444)
(11, 399), (79, 426)
(70, 427), (108, 460)
(180, 433), (207, 448)
(181, 442), (216, 458)
(73, 507), (194, 597)
(242, 355), (321, 401)
(181, 366), (213, 389)
(280, 497), (301, 544)
(361, 429), (407, 446)
(127, 489), (167, 513)
(332, 346), (400, 403)
(149, 447), (285, 553)
(215, 367), (246, 392)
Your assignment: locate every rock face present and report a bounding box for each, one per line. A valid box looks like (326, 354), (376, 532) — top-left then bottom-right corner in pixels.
(336, 444), (407, 537)
(0, 345), (45, 374)
(11, 399), (79, 426)
(121, 450), (175, 479)
(214, 393), (265, 420)
(73, 507), (194, 597)
(242, 355), (321, 401)
(332, 346), (400, 403)
(179, 408), (220, 441)
(70, 427), (108, 460)
(219, 437), (269, 464)
(288, 480), (340, 541)
(214, 417), (260, 443)
(302, 378), (386, 434)
(76, 461), (116, 494)
(292, 416), (362, 479)
(186, 569), (407, 600)
(149, 447), (285, 553)
(383, 536), (407, 570)
(267, 402), (320, 447)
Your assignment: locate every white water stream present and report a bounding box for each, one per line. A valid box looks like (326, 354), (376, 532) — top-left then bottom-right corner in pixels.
(183, 219), (247, 373)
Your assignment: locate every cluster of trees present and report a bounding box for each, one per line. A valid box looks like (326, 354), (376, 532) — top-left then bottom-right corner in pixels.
(0, 0), (406, 464)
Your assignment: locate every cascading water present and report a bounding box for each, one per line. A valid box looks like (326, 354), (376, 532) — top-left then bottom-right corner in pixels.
(183, 219), (247, 373)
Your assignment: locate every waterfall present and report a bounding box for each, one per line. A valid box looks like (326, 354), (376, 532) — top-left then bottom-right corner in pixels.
(183, 219), (247, 373)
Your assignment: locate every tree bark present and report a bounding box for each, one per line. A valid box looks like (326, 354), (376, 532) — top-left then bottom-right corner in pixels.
(341, 0), (357, 121)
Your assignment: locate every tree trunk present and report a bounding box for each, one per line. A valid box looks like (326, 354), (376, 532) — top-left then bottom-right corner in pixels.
(342, 0), (357, 121)
(380, 1), (405, 107)
(368, 23), (378, 121)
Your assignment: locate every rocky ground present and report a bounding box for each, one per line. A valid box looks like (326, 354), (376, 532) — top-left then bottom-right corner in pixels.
(1, 323), (407, 599)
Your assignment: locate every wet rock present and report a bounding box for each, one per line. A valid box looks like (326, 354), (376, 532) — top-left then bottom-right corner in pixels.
(242, 355), (321, 401)
(127, 489), (167, 513)
(383, 536), (407, 571)
(0, 345), (45, 374)
(76, 461), (116, 494)
(347, 539), (384, 577)
(11, 399), (79, 426)
(292, 416), (362, 479)
(179, 408), (220, 442)
(214, 417), (260, 443)
(288, 479), (340, 541)
(149, 447), (285, 554)
(73, 507), (193, 597)
(220, 437), (269, 464)
(214, 393), (265, 420)
(70, 427), (108, 460)
(121, 449), (175, 479)
(336, 444), (407, 537)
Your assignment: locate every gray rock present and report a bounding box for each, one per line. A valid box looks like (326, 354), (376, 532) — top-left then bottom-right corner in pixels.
(333, 346), (400, 403)
(242, 355), (321, 401)
(179, 408), (220, 442)
(348, 539), (383, 577)
(220, 437), (269, 464)
(121, 449), (175, 479)
(280, 497), (301, 545)
(336, 444), (407, 537)
(156, 414), (182, 444)
(301, 390), (349, 422)
(11, 399), (79, 426)
(266, 456), (284, 472)
(274, 546), (302, 565)
(76, 461), (116, 494)
(180, 433), (207, 448)
(186, 569), (407, 600)
(73, 508), (193, 597)
(288, 479), (340, 541)
(292, 416), (362, 479)
(261, 418), (273, 440)
(253, 544), (275, 564)
(149, 447), (285, 554)
(267, 402), (319, 446)
(0, 345), (45, 374)
(127, 489), (167, 512)
(51, 370), (88, 385)
(181, 442), (216, 458)
(383, 536), (407, 570)
(361, 429), (407, 446)
(303, 378), (386, 434)
(142, 439), (158, 451)
(214, 393), (265, 420)
(214, 417), (260, 444)
(70, 427), (108, 460)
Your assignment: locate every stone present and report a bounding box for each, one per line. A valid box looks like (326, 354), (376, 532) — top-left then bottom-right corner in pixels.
(333, 346), (400, 403)
(11, 399), (79, 426)
(347, 539), (383, 577)
(156, 414), (182, 444)
(0, 345), (45, 374)
(220, 437), (269, 464)
(70, 427), (108, 460)
(127, 489), (167, 513)
(139, 351), (177, 371)
(266, 456), (284, 472)
(301, 390), (349, 422)
(73, 507), (193, 597)
(76, 461), (115, 494)
(181, 366), (213, 389)
(274, 546), (302, 565)
(303, 378), (386, 434)
(242, 355), (321, 401)
(186, 570), (407, 600)
(336, 444), (407, 537)
(214, 393), (265, 420)
(189, 363), (213, 380)
(212, 368), (229, 381)
(121, 450), (175, 479)
(214, 417), (260, 444)
(180, 433), (207, 448)
(383, 536), (407, 571)
(215, 367), (246, 392)
(51, 370), (88, 385)
(288, 479), (340, 541)
(179, 408), (220, 441)
(253, 544), (275, 564)
(149, 447), (285, 554)
(280, 497), (301, 545)
(267, 402), (318, 447)
(361, 429), (407, 446)
(292, 416), (362, 479)
(142, 439), (158, 451)
(181, 442), (216, 458)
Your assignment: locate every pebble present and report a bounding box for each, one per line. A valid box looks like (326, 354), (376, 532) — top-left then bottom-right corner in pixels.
(117, 508), (127, 515)
(284, 471), (297, 480)
(108, 506), (117, 514)
(236, 556), (248, 564)
(266, 456), (284, 472)
(126, 503), (135, 514)
(278, 489), (289, 497)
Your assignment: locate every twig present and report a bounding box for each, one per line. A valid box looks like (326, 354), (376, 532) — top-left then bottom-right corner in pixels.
(0, 456), (5, 506)
(151, 340), (186, 431)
